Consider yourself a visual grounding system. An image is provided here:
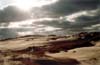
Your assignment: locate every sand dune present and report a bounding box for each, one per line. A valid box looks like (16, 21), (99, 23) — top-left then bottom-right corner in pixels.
(46, 47), (100, 65)
(0, 32), (100, 65)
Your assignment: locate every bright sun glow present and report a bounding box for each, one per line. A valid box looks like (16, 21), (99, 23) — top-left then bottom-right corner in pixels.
(13, 0), (58, 11)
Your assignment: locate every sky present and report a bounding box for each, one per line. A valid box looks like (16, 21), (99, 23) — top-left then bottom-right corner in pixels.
(0, 0), (100, 38)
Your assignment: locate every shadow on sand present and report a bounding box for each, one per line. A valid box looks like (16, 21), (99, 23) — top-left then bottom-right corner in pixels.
(35, 58), (80, 65)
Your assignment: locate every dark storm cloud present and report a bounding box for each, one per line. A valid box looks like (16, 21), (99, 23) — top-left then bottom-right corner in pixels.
(0, 0), (99, 22)
(46, 0), (99, 13)
(0, 6), (31, 23)
(34, 9), (100, 33)
(32, 0), (100, 18)
(31, 0), (100, 33)
(0, 0), (100, 35)
(72, 14), (100, 28)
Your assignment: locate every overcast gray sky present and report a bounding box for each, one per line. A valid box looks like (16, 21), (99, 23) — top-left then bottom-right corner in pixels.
(0, 0), (100, 37)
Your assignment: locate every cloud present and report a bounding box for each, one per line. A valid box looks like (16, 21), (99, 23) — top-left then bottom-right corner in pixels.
(0, 0), (100, 36)
(33, 9), (100, 33)
(0, 6), (31, 23)
(0, 0), (99, 22)
(36, 0), (99, 17)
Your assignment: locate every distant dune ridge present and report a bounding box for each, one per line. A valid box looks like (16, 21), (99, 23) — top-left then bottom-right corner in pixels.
(0, 32), (100, 65)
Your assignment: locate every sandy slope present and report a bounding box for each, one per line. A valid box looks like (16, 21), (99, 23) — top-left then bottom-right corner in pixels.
(45, 47), (100, 65)
(0, 38), (48, 51)
(0, 34), (100, 65)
